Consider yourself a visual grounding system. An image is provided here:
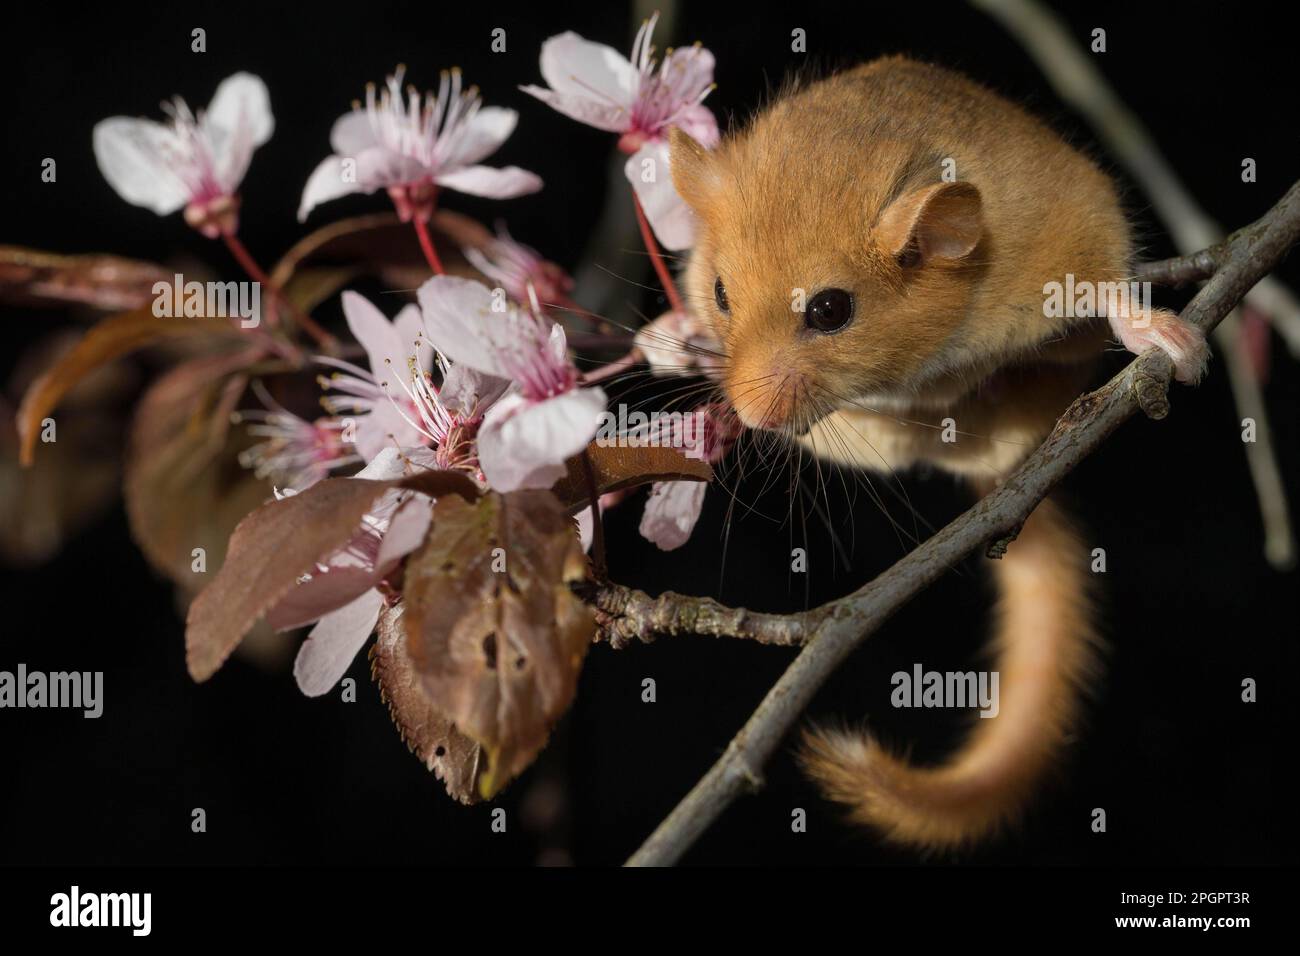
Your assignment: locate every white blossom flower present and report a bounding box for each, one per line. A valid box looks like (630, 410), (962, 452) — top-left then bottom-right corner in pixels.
(299, 66), (542, 223)
(93, 73), (274, 237)
(234, 382), (357, 491)
(638, 403), (739, 551)
(417, 276), (606, 492)
(462, 223), (574, 309)
(320, 291), (508, 472)
(521, 13), (718, 249)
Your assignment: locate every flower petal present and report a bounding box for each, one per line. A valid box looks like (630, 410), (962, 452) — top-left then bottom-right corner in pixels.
(329, 109), (377, 155)
(439, 362), (510, 418)
(298, 155), (361, 221)
(342, 291), (406, 375)
(92, 117), (191, 214)
(205, 72), (274, 190)
(355, 146), (429, 190)
(625, 141), (698, 251)
(356, 446), (409, 480)
(443, 107), (520, 168)
(633, 309), (723, 376)
(538, 31), (638, 109)
(206, 72), (274, 148)
(477, 387), (606, 492)
(354, 398), (425, 463)
(639, 480), (707, 550)
(267, 565), (379, 632)
(292, 588), (385, 697)
(374, 495), (432, 567)
(518, 86), (629, 133)
(393, 304), (432, 373)
(417, 276), (517, 378)
(671, 103), (720, 149)
(576, 507), (594, 552)
(436, 164), (543, 199)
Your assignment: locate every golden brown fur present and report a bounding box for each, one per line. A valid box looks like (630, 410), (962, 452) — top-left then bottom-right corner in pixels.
(800, 497), (1099, 846)
(667, 56), (1188, 848)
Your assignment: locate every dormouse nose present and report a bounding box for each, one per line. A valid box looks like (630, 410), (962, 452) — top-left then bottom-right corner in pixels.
(727, 365), (803, 430)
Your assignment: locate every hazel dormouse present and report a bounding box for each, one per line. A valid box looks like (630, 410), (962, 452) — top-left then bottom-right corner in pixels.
(670, 56), (1207, 848)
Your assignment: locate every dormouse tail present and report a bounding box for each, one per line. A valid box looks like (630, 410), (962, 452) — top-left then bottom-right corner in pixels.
(799, 496), (1099, 849)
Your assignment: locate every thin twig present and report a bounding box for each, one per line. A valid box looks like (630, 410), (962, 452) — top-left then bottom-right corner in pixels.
(590, 581), (813, 648)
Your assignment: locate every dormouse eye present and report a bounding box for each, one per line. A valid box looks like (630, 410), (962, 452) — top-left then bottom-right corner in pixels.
(714, 276), (730, 314)
(805, 288), (854, 333)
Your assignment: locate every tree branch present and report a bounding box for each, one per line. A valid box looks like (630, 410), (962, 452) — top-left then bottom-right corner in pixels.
(589, 581), (813, 648)
(1133, 245), (1222, 287)
(622, 179), (1300, 866)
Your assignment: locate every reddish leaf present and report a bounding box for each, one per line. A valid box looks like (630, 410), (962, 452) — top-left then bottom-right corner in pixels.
(550, 442), (713, 512)
(185, 469), (479, 682)
(371, 602), (484, 804)
(0, 333), (136, 565)
(0, 245), (170, 311)
(123, 350), (265, 586)
(403, 490), (594, 798)
(0, 410), (122, 566)
(16, 306), (246, 465)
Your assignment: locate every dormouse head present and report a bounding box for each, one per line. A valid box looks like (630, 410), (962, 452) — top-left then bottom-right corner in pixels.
(669, 126), (985, 433)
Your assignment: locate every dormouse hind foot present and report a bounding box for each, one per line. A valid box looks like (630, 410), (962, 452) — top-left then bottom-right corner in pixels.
(1108, 306), (1209, 384)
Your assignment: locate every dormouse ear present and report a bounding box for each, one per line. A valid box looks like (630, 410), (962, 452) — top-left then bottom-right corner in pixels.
(875, 181), (983, 265)
(669, 127), (721, 212)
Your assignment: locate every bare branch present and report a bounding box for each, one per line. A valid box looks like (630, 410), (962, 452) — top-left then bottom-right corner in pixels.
(624, 179), (1300, 866)
(1133, 246), (1223, 287)
(589, 581), (813, 648)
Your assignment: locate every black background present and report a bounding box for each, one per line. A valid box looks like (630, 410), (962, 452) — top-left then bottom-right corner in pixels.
(1, 0), (1296, 868)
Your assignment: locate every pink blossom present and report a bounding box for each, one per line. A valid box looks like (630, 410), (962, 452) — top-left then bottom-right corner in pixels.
(639, 480), (708, 551)
(317, 292), (432, 462)
(462, 223), (574, 310)
(318, 291), (509, 472)
(93, 73), (274, 237)
(234, 382), (358, 492)
(634, 308), (725, 377)
(521, 13), (719, 250)
(638, 403), (740, 551)
(417, 276), (607, 491)
(299, 66), (543, 223)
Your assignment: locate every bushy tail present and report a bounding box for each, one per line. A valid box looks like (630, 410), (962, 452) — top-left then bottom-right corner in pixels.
(800, 496), (1099, 849)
